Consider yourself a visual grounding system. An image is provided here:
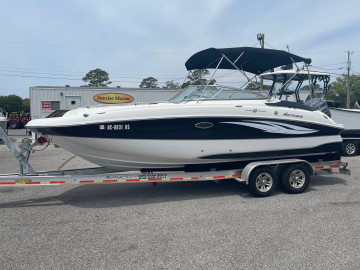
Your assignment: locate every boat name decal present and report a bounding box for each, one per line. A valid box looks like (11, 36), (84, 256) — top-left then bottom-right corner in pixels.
(283, 112), (303, 118)
(93, 93), (134, 104)
(138, 173), (168, 179)
(221, 120), (318, 135)
(99, 124), (130, 130)
(104, 173), (168, 180)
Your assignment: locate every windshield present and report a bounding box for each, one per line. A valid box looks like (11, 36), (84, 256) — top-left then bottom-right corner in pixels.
(170, 85), (268, 103)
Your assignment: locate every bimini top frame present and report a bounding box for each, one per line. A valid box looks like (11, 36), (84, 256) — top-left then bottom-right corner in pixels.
(185, 47), (311, 74)
(180, 46), (312, 103)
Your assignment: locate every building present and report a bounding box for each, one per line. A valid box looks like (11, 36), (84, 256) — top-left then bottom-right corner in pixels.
(29, 86), (180, 119)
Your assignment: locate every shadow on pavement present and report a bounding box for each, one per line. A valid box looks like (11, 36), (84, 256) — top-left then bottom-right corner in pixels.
(0, 180), (252, 208)
(0, 175), (348, 209)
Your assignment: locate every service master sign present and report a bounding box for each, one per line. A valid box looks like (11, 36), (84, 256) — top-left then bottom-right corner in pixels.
(93, 93), (134, 104)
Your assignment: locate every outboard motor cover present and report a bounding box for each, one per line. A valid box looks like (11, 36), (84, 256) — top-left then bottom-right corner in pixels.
(304, 93), (331, 117)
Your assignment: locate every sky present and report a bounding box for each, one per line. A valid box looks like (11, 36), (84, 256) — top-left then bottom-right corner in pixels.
(1, 0), (360, 98)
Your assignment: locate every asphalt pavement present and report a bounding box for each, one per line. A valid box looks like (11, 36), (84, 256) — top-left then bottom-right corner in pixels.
(0, 129), (359, 270)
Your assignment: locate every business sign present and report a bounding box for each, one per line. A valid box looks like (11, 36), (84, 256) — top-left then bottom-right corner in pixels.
(93, 93), (134, 104)
(42, 101), (51, 111)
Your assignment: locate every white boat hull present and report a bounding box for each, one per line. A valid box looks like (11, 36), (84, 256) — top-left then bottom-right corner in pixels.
(48, 135), (342, 170)
(27, 100), (344, 170)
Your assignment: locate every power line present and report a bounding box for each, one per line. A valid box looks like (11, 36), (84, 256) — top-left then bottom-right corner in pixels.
(0, 73), (82, 80)
(312, 62), (346, 67)
(0, 69), (82, 77)
(0, 72), (187, 85)
(0, 66), (186, 78)
(299, 50), (347, 54)
(0, 40), (190, 55)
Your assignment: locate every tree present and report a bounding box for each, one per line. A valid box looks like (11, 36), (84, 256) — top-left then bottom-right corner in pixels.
(326, 74), (360, 108)
(182, 69), (216, 88)
(139, 77), (159, 88)
(245, 81), (271, 90)
(22, 98), (30, 112)
(162, 80), (180, 89)
(300, 84), (322, 91)
(82, 68), (112, 87)
(0, 95), (24, 112)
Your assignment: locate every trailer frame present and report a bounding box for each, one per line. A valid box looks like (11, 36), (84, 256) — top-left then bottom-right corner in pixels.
(0, 126), (351, 197)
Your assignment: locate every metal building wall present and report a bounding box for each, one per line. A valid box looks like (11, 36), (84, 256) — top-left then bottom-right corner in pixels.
(30, 86), (180, 119)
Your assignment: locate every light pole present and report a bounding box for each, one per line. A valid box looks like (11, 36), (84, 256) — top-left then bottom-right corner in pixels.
(257, 33), (265, 91)
(346, 51), (351, 109)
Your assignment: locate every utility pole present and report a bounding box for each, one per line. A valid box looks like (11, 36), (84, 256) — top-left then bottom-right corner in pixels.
(346, 51), (351, 109)
(257, 33), (265, 91)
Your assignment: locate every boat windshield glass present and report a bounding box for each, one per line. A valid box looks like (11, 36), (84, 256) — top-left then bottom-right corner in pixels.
(271, 81), (298, 100)
(271, 81), (326, 102)
(170, 85), (268, 103)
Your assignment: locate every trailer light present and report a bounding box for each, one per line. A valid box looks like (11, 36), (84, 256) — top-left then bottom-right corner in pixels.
(37, 137), (48, 145)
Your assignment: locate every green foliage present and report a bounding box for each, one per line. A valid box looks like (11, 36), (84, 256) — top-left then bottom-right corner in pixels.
(245, 81), (271, 90)
(139, 77), (159, 88)
(300, 84), (322, 91)
(326, 74), (360, 108)
(82, 68), (112, 87)
(162, 80), (180, 89)
(0, 95), (25, 112)
(182, 69), (216, 89)
(22, 98), (30, 112)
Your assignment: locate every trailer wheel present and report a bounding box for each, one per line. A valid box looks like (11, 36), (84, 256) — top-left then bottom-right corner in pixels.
(9, 120), (19, 129)
(248, 166), (277, 197)
(342, 141), (358, 156)
(281, 164), (310, 194)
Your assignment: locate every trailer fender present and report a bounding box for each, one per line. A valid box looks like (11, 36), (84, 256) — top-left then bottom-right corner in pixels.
(242, 159), (313, 185)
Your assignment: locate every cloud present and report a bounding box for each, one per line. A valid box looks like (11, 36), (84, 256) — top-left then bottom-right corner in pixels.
(0, 0), (359, 97)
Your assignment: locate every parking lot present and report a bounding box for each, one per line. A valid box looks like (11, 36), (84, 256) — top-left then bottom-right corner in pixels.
(1, 129), (359, 269)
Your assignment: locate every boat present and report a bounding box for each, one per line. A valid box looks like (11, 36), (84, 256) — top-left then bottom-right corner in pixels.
(329, 107), (360, 141)
(0, 112), (7, 131)
(26, 47), (344, 171)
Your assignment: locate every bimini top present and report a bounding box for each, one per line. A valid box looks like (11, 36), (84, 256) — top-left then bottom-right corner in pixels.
(185, 47), (311, 75)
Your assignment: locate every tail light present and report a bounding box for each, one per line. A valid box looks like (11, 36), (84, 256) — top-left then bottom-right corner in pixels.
(37, 137), (48, 145)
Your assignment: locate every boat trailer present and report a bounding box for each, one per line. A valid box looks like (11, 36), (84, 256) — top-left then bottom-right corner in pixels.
(0, 127), (351, 197)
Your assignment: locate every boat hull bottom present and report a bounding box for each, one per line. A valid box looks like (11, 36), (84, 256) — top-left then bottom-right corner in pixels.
(46, 136), (343, 172)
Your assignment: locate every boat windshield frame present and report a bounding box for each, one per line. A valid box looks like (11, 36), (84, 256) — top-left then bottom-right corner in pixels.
(170, 85), (268, 103)
(261, 70), (331, 102)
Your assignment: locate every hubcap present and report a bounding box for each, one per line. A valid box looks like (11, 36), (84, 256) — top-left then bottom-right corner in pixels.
(255, 173), (273, 192)
(289, 170), (305, 188)
(346, 143), (356, 155)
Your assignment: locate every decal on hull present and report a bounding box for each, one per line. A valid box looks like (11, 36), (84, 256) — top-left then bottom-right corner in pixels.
(221, 120), (318, 135)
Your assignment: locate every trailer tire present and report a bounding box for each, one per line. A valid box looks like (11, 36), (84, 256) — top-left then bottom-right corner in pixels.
(342, 141), (358, 156)
(248, 166), (277, 197)
(281, 164), (310, 194)
(9, 120), (19, 129)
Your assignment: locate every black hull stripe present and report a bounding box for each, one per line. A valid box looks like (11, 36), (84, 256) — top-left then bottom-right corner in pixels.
(32, 117), (342, 140)
(341, 129), (360, 139)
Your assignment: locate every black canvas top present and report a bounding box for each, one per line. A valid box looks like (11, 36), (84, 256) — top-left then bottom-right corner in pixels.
(185, 47), (311, 74)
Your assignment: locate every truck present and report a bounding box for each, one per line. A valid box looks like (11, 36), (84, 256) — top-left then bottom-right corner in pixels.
(7, 112), (31, 129)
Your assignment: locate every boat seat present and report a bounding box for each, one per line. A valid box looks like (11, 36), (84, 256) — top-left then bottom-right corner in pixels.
(265, 100), (316, 111)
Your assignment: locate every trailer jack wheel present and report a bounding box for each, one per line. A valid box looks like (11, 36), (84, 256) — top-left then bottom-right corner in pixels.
(281, 164), (310, 194)
(248, 166), (277, 197)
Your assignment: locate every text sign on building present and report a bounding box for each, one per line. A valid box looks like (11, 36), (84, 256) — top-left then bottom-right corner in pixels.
(93, 93), (134, 104)
(42, 101), (51, 111)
